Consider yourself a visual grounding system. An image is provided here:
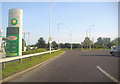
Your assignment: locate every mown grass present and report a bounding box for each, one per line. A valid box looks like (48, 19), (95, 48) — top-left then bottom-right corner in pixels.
(82, 48), (111, 50)
(22, 48), (46, 55)
(2, 51), (64, 78)
(60, 48), (70, 50)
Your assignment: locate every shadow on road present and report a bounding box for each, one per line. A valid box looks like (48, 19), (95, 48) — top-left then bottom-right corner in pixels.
(81, 54), (120, 57)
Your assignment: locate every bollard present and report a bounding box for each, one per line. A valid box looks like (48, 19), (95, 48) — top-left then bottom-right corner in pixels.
(19, 58), (22, 64)
(30, 56), (32, 60)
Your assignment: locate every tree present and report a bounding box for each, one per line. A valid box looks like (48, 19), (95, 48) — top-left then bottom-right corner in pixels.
(112, 38), (120, 46)
(72, 44), (81, 49)
(59, 43), (64, 48)
(103, 38), (111, 46)
(94, 37), (113, 49)
(83, 37), (91, 48)
(64, 43), (71, 48)
(36, 37), (46, 48)
(94, 37), (104, 48)
(52, 41), (58, 48)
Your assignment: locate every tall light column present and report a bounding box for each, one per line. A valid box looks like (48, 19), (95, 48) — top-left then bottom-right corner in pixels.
(58, 23), (63, 49)
(49, 0), (52, 54)
(86, 30), (88, 49)
(0, 27), (3, 51)
(70, 29), (72, 50)
(89, 25), (94, 50)
(92, 37), (94, 49)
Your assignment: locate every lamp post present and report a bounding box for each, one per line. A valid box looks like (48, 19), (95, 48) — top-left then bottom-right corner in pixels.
(0, 27), (3, 51)
(70, 29), (72, 50)
(49, 0), (52, 54)
(28, 32), (30, 46)
(81, 42), (83, 50)
(89, 25), (94, 50)
(86, 30), (88, 49)
(58, 23), (63, 49)
(92, 37), (94, 49)
(22, 32), (30, 52)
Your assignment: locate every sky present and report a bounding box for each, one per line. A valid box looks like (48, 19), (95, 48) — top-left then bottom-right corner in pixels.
(1, 2), (118, 45)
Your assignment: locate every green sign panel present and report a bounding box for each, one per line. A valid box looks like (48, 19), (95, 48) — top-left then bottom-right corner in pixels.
(6, 27), (19, 57)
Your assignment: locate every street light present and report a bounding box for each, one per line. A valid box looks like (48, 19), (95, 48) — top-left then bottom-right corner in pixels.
(69, 28), (72, 50)
(22, 32), (30, 52)
(89, 25), (94, 50)
(58, 23), (63, 49)
(28, 32), (30, 46)
(49, 0), (52, 54)
(0, 27), (3, 51)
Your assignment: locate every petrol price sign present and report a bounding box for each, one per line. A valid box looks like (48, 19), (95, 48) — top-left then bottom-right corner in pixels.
(6, 27), (19, 57)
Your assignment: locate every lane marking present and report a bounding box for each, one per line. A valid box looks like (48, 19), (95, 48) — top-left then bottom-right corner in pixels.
(97, 66), (120, 84)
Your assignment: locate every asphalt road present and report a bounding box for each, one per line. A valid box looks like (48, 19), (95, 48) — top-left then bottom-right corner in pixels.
(8, 50), (119, 82)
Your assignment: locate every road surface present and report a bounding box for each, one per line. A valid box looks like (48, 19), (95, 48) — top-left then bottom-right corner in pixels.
(7, 50), (119, 82)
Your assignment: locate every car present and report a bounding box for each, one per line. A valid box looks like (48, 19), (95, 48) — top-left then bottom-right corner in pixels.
(110, 44), (120, 56)
(46, 48), (50, 51)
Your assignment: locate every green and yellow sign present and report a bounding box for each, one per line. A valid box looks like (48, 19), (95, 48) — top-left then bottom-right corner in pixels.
(6, 27), (19, 57)
(11, 18), (18, 25)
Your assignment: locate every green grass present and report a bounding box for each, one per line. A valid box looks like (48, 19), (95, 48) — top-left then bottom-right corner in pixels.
(60, 48), (70, 50)
(82, 48), (111, 50)
(94, 48), (111, 50)
(22, 48), (46, 55)
(2, 51), (64, 78)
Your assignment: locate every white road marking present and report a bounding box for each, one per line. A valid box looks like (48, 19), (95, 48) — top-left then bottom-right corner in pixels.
(97, 66), (120, 84)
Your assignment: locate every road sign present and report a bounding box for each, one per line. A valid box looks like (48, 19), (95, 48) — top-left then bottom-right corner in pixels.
(6, 27), (19, 57)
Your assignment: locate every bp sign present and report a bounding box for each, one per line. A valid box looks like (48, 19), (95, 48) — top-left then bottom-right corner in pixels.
(6, 27), (19, 57)
(11, 18), (18, 25)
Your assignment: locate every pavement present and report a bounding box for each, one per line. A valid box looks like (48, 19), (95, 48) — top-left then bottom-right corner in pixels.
(5, 50), (119, 82)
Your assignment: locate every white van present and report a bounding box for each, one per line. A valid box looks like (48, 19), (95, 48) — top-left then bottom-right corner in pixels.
(110, 44), (120, 56)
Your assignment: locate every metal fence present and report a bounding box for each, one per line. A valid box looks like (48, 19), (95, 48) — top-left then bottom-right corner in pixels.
(0, 49), (60, 69)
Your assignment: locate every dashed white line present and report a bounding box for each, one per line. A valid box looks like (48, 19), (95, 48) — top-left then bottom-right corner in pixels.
(97, 66), (120, 84)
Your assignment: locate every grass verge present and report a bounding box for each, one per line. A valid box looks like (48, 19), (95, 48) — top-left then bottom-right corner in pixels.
(22, 48), (46, 55)
(2, 51), (64, 78)
(82, 48), (111, 50)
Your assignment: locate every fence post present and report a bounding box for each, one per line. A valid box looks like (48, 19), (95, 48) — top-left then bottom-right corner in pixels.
(2, 62), (5, 69)
(19, 58), (22, 64)
(30, 56), (32, 60)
